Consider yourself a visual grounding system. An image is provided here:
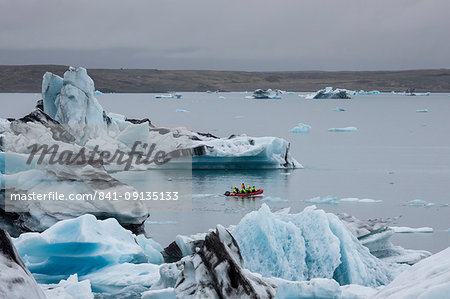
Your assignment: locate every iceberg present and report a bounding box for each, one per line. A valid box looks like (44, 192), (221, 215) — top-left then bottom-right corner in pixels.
(333, 107), (346, 111)
(251, 89), (282, 99)
(288, 123), (311, 134)
(0, 229), (46, 299)
(13, 214), (163, 286)
(191, 135), (301, 169)
(328, 127), (358, 132)
(232, 204), (404, 287)
(306, 87), (351, 100)
(416, 109), (429, 113)
(372, 247), (450, 299)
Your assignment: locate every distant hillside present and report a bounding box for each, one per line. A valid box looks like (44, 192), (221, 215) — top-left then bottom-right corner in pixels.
(0, 65), (449, 93)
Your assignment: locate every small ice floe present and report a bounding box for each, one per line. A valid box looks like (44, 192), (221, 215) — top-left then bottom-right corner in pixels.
(352, 90), (381, 95)
(407, 199), (434, 207)
(218, 96), (226, 99)
(416, 109), (428, 113)
(234, 115), (245, 119)
(262, 196), (289, 203)
(306, 196), (383, 204)
(175, 109), (189, 113)
(391, 226), (433, 233)
(306, 195), (340, 204)
(94, 90), (103, 95)
(147, 221), (178, 225)
(288, 123), (311, 134)
(333, 107), (346, 111)
(328, 127), (358, 132)
(341, 197), (382, 203)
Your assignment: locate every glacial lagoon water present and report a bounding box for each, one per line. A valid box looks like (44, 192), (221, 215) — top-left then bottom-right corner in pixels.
(2, 92), (449, 253)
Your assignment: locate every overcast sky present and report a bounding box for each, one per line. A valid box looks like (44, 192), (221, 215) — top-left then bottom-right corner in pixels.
(1, 0), (449, 71)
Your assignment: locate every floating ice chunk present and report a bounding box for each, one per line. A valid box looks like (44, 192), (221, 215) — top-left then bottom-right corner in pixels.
(358, 198), (382, 203)
(340, 197), (382, 203)
(391, 226), (433, 233)
(175, 109), (189, 113)
(13, 214), (156, 283)
(94, 90), (103, 95)
(233, 204), (402, 286)
(234, 115), (244, 119)
(306, 87), (351, 100)
(288, 123), (311, 134)
(416, 109), (428, 113)
(306, 195), (340, 204)
(406, 199), (434, 206)
(353, 90), (381, 95)
(333, 107), (346, 111)
(40, 274), (94, 299)
(328, 127), (358, 132)
(218, 96), (226, 99)
(372, 247), (450, 299)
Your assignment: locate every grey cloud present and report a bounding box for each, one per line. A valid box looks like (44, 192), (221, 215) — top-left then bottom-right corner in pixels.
(0, 0), (449, 70)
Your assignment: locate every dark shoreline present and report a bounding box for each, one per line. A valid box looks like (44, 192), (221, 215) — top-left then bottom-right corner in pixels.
(1, 65), (449, 93)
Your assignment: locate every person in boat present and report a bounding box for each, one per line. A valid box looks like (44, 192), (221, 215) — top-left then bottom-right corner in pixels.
(233, 187), (239, 193)
(240, 183), (246, 193)
(246, 185), (252, 193)
(251, 186), (257, 192)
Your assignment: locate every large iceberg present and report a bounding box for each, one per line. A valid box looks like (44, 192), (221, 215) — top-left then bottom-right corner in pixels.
(232, 204), (404, 287)
(13, 214), (162, 288)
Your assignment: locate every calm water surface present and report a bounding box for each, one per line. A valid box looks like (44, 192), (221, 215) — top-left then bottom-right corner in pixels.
(2, 92), (449, 252)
